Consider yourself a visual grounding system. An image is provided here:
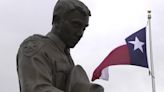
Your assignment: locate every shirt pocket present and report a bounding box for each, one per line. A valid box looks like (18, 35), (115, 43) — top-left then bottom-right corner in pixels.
(54, 61), (69, 90)
(56, 61), (68, 73)
(55, 71), (66, 90)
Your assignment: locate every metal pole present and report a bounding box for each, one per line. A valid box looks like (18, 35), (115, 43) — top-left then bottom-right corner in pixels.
(147, 10), (156, 92)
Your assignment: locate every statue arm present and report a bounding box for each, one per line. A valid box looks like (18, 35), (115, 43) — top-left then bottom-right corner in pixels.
(17, 52), (63, 92)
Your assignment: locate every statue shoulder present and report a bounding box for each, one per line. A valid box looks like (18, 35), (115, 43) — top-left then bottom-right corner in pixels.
(19, 34), (47, 56)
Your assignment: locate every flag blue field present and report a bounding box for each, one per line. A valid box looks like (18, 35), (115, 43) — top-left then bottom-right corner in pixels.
(126, 27), (148, 68)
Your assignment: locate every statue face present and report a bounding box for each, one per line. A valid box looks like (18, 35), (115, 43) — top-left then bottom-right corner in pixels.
(59, 10), (89, 48)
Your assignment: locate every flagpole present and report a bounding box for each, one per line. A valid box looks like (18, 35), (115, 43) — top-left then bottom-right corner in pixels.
(147, 10), (156, 92)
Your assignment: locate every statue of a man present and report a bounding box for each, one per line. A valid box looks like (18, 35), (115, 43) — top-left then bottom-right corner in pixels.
(17, 0), (103, 92)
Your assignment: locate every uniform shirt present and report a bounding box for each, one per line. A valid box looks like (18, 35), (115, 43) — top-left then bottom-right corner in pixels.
(17, 32), (75, 92)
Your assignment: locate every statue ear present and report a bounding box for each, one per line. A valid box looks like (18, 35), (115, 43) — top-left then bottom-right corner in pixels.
(52, 15), (60, 26)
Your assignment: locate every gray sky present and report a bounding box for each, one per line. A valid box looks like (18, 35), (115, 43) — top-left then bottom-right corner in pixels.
(0, 0), (164, 92)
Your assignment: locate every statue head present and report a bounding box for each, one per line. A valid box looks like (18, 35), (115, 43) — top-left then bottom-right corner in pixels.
(52, 0), (91, 25)
(52, 0), (91, 48)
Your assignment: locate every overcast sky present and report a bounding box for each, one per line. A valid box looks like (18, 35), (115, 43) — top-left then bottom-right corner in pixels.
(0, 0), (164, 92)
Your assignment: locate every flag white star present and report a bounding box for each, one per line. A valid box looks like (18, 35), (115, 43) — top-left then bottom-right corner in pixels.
(128, 37), (145, 53)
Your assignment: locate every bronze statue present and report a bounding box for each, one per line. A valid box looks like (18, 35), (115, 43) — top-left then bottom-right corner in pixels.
(17, 0), (103, 92)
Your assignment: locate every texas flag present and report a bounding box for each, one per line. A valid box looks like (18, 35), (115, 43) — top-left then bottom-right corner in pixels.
(92, 27), (148, 81)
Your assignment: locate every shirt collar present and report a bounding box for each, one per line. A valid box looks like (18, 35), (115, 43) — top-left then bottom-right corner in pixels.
(46, 32), (67, 53)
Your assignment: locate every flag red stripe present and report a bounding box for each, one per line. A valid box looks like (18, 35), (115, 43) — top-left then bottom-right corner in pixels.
(92, 45), (131, 81)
